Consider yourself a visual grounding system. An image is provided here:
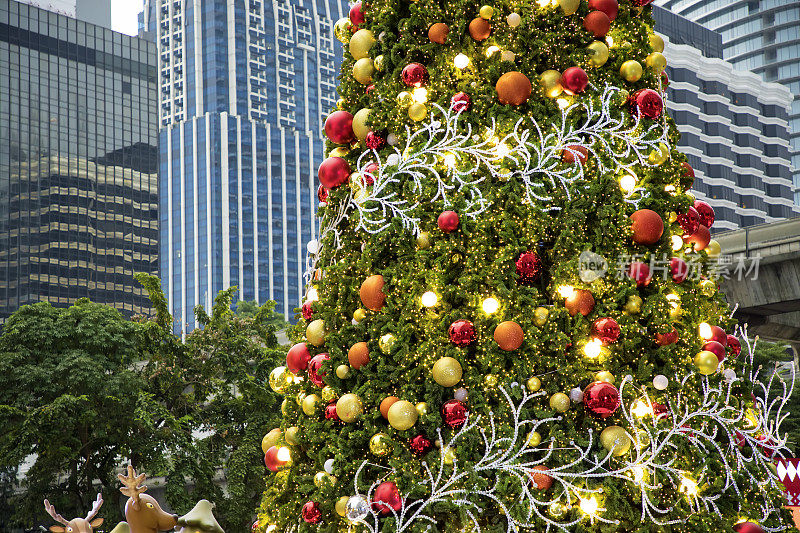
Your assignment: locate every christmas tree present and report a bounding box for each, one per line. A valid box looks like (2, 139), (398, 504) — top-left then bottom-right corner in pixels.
(257, 0), (796, 531)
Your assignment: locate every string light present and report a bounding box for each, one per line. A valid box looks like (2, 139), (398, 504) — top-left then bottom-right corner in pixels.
(421, 291), (438, 307)
(619, 174), (636, 193)
(556, 98), (570, 109)
(579, 496), (599, 515)
(583, 338), (603, 359)
(670, 235), (683, 251)
(454, 54), (469, 69)
(679, 475), (699, 497)
(664, 184), (677, 194)
(698, 322), (713, 340)
(557, 285), (575, 298)
(412, 87), (428, 104)
(482, 297), (499, 314)
(486, 45), (500, 57)
(631, 399), (651, 418)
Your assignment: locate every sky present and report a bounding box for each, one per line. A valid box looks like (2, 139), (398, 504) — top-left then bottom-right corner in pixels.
(110, 0), (143, 36)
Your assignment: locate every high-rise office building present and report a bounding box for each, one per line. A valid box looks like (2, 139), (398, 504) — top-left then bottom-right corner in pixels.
(652, 6), (797, 231)
(16, 0), (111, 28)
(655, 0), (800, 205)
(0, 0), (159, 322)
(140, 0), (347, 330)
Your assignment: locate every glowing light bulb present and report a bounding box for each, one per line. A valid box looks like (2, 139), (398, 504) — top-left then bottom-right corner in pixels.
(631, 399), (651, 418)
(454, 54), (470, 69)
(630, 466), (646, 484)
(670, 235), (684, 251)
(443, 153), (457, 168)
(583, 338), (603, 359)
(557, 285), (575, 298)
(556, 98), (570, 110)
(664, 184), (677, 194)
(292, 374), (304, 384)
(421, 291), (438, 307)
(482, 297), (499, 314)
(606, 36), (614, 48)
(698, 322), (713, 340)
(495, 143), (511, 158)
(536, 0), (549, 6)
(579, 497), (599, 515)
(412, 87), (428, 103)
(666, 293), (680, 309)
(619, 175), (636, 193)
(265, 526), (277, 533)
(277, 446), (292, 462)
(306, 287), (319, 302)
(744, 408), (758, 428)
(486, 45), (501, 57)
(679, 475), (698, 497)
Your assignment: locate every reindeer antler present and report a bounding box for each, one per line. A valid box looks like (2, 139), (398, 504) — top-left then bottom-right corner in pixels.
(84, 493), (103, 521)
(118, 465), (147, 504)
(43, 499), (69, 526)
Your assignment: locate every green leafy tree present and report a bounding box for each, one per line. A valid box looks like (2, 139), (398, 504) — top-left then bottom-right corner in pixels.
(752, 340), (799, 453)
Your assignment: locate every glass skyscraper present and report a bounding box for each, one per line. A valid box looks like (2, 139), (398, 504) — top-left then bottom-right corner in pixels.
(140, 0), (347, 331)
(655, 0), (800, 205)
(0, 0), (159, 322)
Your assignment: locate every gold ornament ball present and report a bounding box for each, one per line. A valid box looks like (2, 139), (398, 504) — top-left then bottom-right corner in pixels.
(484, 374), (498, 387)
(549, 392), (570, 413)
(379, 333), (397, 354)
(527, 376), (542, 392)
(306, 319), (326, 347)
(636, 429), (651, 447)
(370, 433), (392, 456)
(620, 60), (643, 82)
(334, 17), (352, 44)
(397, 91), (414, 106)
(353, 108), (371, 141)
(596, 371), (615, 384)
(353, 57), (374, 85)
(349, 29), (375, 60)
(417, 231), (431, 249)
(600, 426), (632, 456)
(549, 501), (568, 518)
(335, 496), (349, 517)
(534, 307), (549, 326)
(648, 142), (670, 165)
(624, 294), (643, 314)
(706, 239), (722, 258)
(387, 400), (418, 430)
(442, 446), (456, 464)
(646, 51), (667, 73)
(302, 393), (320, 416)
(336, 393), (363, 422)
(374, 54), (386, 72)
(353, 308), (367, 322)
(329, 146), (349, 158)
(507, 12), (521, 27)
(649, 34), (665, 53)
(408, 103), (428, 121)
(262, 428), (283, 454)
(558, 0), (580, 15)
(336, 97), (346, 109)
(527, 431), (542, 447)
(694, 350), (719, 375)
(540, 70), (563, 98)
(432, 356), (463, 387)
(336, 364), (351, 379)
(699, 279), (716, 297)
(415, 402), (429, 416)
(586, 41), (609, 67)
(281, 398), (289, 416)
(269, 365), (292, 393)
(295, 391), (306, 406)
(322, 386), (338, 403)
(479, 5), (494, 19)
(285, 426), (300, 445)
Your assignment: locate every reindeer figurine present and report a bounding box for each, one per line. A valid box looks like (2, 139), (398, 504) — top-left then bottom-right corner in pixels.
(43, 493), (104, 533)
(117, 465), (178, 533)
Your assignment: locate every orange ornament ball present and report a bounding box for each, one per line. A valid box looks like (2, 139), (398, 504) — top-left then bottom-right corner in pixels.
(583, 10), (611, 38)
(428, 23), (449, 44)
(530, 465), (553, 490)
(494, 321), (524, 351)
(630, 209), (664, 245)
(685, 224), (711, 250)
(469, 17), (491, 41)
(565, 289), (595, 317)
(380, 396), (399, 419)
(360, 275), (386, 311)
(496, 72), (532, 105)
(561, 145), (588, 165)
(348, 342), (370, 369)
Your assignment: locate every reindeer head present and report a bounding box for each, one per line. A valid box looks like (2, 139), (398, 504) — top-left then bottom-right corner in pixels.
(43, 493), (104, 533)
(118, 465), (178, 533)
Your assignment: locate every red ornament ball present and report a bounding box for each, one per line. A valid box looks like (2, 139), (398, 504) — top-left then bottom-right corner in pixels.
(307, 353), (330, 387)
(438, 210), (460, 233)
(561, 145), (589, 165)
(324, 401), (340, 420)
(733, 523), (766, 533)
(302, 501), (322, 524)
(468, 17), (491, 41)
(694, 200), (715, 228)
(670, 257), (688, 283)
(629, 89), (663, 120)
(655, 327), (679, 346)
(583, 381), (621, 419)
(529, 465), (554, 490)
(366, 131), (386, 151)
(318, 157), (351, 189)
(409, 434), (433, 456)
(402, 63), (429, 88)
(449, 319), (476, 346)
(451, 92), (471, 112)
(362, 162), (378, 184)
(652, 402), (669, 420)
(592, 317), (621, 344)
(684, 225), (710, 251)
(628, 261), (651, 287)
(373, 482), (402, 515)
(630, 209), (664, 245)
(251, 521), (259, 532)
(565, 289), (595, 317)
(317, 184), (329, 204)
(583, 10), (611, 38)
(301, 301), (314, 320)
(349, 2), (365, 28)
(682, 162), (695, 187)
(442, 399), (467, 428)
(677, 207), (700, 237)
(707, 325), (728, 346)
(703, 341), (726, 362)
(727, 335), (742, 357)
(561, 67), (589, 94)
(588, 0), (618, 20)
(324, 110), (355, 144)
(264, 445), (290, 472)
(515, 251), (542, 283)
(631, 0), (654, 5)
(286, 342), (312, 373)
